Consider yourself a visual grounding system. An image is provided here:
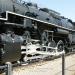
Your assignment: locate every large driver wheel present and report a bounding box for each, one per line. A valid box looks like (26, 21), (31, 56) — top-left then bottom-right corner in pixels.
(21, 31), (31, 62)
(57, 40), (64, 52)
(0, 68), (5, 74)
(48, 40), (56, 47)
(23, 31), (31, 45)
(41, 32), (48, 45)
(47, 40), (56, 52)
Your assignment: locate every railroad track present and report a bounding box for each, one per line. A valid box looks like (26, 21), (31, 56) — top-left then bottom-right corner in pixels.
(0, 51), (75, 75)
(20, 51), (75, 64)
(12, 52), (75, 75)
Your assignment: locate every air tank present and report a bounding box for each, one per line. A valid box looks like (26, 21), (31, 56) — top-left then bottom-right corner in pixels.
(57, 28), (69, 34)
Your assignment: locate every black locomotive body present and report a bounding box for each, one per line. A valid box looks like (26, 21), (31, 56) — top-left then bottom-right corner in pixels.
(0, 0), (75, 64)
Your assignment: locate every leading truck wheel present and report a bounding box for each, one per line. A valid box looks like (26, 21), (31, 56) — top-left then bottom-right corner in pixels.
(57, 40), (64, 52)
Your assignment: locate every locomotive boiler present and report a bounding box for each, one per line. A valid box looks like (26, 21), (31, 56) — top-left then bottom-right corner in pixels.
(0, 0), (75, 64)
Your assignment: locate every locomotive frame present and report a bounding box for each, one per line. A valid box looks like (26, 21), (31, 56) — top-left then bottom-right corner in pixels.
(0, 0), (75, 64)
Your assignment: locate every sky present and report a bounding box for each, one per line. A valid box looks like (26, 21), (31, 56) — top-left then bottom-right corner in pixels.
(24, 0), (75, 21)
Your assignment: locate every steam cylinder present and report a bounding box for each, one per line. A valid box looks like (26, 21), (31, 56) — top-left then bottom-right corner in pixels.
(0, 33), (22, 63)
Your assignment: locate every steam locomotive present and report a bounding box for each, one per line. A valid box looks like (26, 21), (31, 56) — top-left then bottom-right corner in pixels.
(0, 0), (75, 64)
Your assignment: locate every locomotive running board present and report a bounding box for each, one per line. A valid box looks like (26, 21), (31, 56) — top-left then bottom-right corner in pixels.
(0, 11), (75, 32)
(0, 17), (7, 21)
